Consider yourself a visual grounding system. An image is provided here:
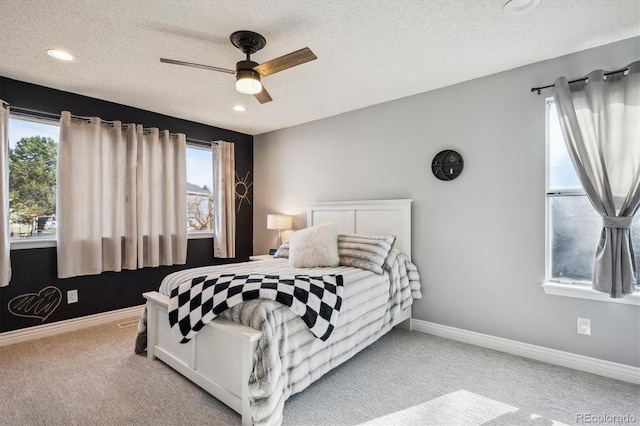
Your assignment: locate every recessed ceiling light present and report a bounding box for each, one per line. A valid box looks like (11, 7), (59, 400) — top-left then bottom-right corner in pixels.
(233, 105), (247, 112)
(503, 0), (540, 13)
(47, 49), (76, 61)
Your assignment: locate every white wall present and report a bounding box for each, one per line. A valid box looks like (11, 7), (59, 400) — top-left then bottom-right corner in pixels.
(254, 37), (640, 367)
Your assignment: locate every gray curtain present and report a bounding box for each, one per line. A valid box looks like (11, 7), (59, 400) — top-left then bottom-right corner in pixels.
(212, 141), (235, 258)
(554, 61), (640, 297)
(0, 101), (10, 286)
(57, 111), (187, 278)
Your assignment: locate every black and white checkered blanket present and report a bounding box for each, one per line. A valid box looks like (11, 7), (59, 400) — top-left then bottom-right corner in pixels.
(169, 273), (344, 343)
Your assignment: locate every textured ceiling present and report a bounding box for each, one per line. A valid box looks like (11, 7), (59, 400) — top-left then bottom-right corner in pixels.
(0, 0), (638, 136)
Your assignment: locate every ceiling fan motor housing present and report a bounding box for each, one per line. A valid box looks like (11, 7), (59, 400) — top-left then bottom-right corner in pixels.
(236, 60), (261, 82)
(236, 60), (259, 73)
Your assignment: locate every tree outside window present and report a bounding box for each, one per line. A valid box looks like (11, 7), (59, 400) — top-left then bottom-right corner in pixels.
(187, 182), (213, 231)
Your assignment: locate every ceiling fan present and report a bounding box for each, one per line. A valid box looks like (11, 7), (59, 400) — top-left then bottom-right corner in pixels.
(160, 30), (317, 104)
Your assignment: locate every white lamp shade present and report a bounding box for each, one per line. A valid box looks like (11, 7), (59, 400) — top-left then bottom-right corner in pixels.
(267, 214), (292, 230)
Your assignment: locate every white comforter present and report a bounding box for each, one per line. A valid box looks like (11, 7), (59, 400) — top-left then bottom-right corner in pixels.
(150, 249), (421, 425)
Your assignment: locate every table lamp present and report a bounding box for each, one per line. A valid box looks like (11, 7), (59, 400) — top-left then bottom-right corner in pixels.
(267, 214), (293, 252)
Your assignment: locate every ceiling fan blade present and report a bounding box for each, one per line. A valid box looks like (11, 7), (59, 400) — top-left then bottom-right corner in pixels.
(160, 58), (235, 74)
(253, 47), (317, 77)
(254, 86), (273, 104)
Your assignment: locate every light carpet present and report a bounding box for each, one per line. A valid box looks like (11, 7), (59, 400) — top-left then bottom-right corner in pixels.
(0, 319), (637, 425)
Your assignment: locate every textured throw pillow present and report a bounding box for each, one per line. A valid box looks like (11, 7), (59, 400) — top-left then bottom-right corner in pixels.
(337, 233), (396, 275)
(273, 240), (290, 258)
(288, 223), (339, 268)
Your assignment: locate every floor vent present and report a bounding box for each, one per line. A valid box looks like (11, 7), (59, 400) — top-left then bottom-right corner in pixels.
(115, 319), (139, 329)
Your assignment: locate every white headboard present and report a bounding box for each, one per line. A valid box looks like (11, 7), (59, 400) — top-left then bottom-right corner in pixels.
(307, 199), (412, 259)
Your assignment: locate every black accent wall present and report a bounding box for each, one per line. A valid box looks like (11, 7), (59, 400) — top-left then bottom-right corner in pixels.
(0, 77), (253, 333)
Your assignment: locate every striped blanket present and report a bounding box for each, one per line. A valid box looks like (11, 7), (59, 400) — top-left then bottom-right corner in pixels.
(137, 249), (421, 425)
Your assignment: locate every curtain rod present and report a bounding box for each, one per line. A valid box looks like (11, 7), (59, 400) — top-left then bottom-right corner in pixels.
(531, 66), (630, 95)
(9, 105), (61, 121)
(187, 138), (218, 147)
(8, 105), (205, 139)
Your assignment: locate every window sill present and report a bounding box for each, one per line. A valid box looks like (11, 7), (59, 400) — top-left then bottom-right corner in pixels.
(10, 238), (57, 250)
(542, 281), (640, 306)
(187, 231), (214, 240)
(10, 232), (213, 250)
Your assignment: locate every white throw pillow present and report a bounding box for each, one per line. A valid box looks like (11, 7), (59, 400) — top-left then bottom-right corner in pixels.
(288, 222), (339, 268)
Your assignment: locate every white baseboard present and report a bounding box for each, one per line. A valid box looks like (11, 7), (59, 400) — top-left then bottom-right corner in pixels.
(411, 319), (639, 385)
(0, 305), (145, 347)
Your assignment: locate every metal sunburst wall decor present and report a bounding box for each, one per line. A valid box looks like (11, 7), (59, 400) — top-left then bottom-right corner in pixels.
(235, 171), (253, 212)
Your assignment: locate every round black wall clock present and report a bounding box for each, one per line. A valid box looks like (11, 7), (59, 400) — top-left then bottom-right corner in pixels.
(431, 150), (464, 181)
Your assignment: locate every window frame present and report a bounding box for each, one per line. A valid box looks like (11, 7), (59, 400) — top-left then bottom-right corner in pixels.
(542, 98), (639, 306)
(185, 142), (214, 238)
(8, 113), (59, 250)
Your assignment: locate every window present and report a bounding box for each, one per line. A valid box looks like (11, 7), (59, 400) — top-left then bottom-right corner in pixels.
(546, 99), (640, 284)
(186, 144), (214, 233)
(8, 116), (59, 241)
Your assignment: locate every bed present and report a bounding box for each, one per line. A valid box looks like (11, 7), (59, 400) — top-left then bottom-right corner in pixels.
(136, 199), (421, 425)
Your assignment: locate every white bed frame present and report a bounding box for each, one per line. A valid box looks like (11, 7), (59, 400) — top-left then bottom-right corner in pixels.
(143, 199), (413, 425)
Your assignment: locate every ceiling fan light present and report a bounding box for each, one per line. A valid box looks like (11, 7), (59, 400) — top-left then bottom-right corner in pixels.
(235, 70), (262, 95)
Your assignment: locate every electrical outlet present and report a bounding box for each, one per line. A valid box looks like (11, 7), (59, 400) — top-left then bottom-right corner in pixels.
(577, 317), (591, 335)
(67, 289), (78, 304)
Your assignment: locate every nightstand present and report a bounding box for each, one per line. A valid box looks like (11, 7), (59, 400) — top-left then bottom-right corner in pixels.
(249, 255), (274, 261)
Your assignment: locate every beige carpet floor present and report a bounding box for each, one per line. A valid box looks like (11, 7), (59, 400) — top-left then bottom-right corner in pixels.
(0, 318), (638, 426)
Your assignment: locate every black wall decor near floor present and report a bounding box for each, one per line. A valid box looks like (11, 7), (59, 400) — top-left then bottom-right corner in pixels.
(0, 77), (253, 333)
